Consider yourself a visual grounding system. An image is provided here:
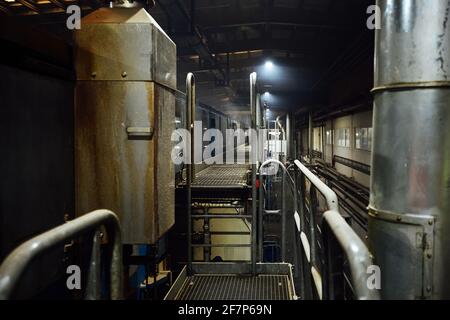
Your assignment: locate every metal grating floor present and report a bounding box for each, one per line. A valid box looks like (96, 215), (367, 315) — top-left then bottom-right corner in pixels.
(193, 165), (249, 187)
(174, 275), (293, 300)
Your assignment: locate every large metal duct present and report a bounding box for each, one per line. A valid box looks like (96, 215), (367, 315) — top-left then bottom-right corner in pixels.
(74, 7), (177, 244)
(369, 0), (450, 299)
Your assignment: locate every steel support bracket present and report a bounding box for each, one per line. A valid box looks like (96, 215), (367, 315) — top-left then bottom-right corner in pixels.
(368, 207), (435, 298)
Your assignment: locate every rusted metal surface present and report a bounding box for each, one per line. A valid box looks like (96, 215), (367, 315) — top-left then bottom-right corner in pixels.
(74, 7), (176, 89)
(74, 8), (176, 244)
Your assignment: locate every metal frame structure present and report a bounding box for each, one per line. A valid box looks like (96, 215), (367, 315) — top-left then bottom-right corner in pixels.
(0, 209), (123, 300)
(185, 72), (257, 274)
(258, 159), (295, 263)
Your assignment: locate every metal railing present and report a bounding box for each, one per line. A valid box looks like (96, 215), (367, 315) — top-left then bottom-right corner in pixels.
(258, 159), (295, 263)
(250, 72), (258, 274)
(0, 209), (123, 300)
(293, 160), (379, 300)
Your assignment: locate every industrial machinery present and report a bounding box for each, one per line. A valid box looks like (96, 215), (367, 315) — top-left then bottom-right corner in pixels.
(74, 6), (176, 244)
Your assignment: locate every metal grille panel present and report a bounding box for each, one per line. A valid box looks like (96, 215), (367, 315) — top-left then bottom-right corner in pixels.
(175, 275), (293, 300)
(193, 165), (249, 187)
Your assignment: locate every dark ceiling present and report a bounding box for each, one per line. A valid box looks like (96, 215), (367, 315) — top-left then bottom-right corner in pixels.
(149, 0), (374, 115)
(0, 0), (375, 116)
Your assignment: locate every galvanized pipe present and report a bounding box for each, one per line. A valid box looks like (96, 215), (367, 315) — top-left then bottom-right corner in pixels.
(258, 169), (264, 261)
(186, 72), (195, 274)
(286, 113), (292, 160)
(250, 72), (257, 273)
(281, 169), (286, 262)
(308, 111), (313, 162)
(85, 229), (101, 300)
(370, 0), (450, 299)
(0, 209), (122, 300)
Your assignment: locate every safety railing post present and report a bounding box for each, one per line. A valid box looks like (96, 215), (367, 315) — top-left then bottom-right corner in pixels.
(85, 229), (102, 300)
(258, 173), (264, 261)
(250, 72), (257, 275)
(0, 209), (123, 300)
(186, 72), (195, 275)
(281, 170), (286, 262)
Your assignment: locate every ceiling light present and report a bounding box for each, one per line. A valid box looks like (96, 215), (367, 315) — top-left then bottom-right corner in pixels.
(264, 60), (273, 69)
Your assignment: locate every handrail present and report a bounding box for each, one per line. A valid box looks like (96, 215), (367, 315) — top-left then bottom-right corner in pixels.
(293, 159), (379, 300)
(323, 210), (379, 300)
(0, 209), (123, 300)
(294, 160), (338, 211)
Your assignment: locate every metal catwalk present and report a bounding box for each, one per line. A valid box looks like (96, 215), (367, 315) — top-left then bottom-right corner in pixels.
(174, 274), (293, 300)
(165, 263), (296, 300)
(192, 165), (249, 188)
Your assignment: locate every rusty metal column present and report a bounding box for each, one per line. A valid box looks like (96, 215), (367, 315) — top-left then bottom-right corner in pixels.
(369, 0), (450, 299)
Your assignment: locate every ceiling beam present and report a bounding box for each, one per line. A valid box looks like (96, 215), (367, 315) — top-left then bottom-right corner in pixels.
(48, 0), (66, 10)
(180, 38), (323, 56)
(203, 21), (355, 33)
(16, 0), (40, 13)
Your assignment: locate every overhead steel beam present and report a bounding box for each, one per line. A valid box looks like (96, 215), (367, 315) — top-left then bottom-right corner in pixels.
(16, 0), (40, 13)
(48, 0), (66, 9)
(203, 21), (355, 32)
(196, 38), (327, 56)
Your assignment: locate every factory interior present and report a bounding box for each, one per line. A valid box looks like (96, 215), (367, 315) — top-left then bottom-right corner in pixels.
(0, 0), (449, 305)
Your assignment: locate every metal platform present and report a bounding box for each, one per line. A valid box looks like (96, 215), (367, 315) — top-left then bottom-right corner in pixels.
(165, 263), (296, 300)
(192, 165), (249, 188)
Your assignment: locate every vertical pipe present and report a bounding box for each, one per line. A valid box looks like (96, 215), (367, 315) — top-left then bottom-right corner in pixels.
(250, 72), (257, 274)
(321, 125), (326, 161)
(330, 120), (334, 165)
(308, 111), (313, 163)
(292, 113), (297, 159)
(259, 172), (264, 261)
(85, 229), (101, 300)
(286, 113), (291, 160)
(186, 73), (195, 274)
(281, 170), (286, 262)
(369, 0), (450, 299)
(258, 96), (263, 262)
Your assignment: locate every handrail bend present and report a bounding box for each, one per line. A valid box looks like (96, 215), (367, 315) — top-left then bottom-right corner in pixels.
(0, 209), (122, 300)
(294, 159), (379, 300)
